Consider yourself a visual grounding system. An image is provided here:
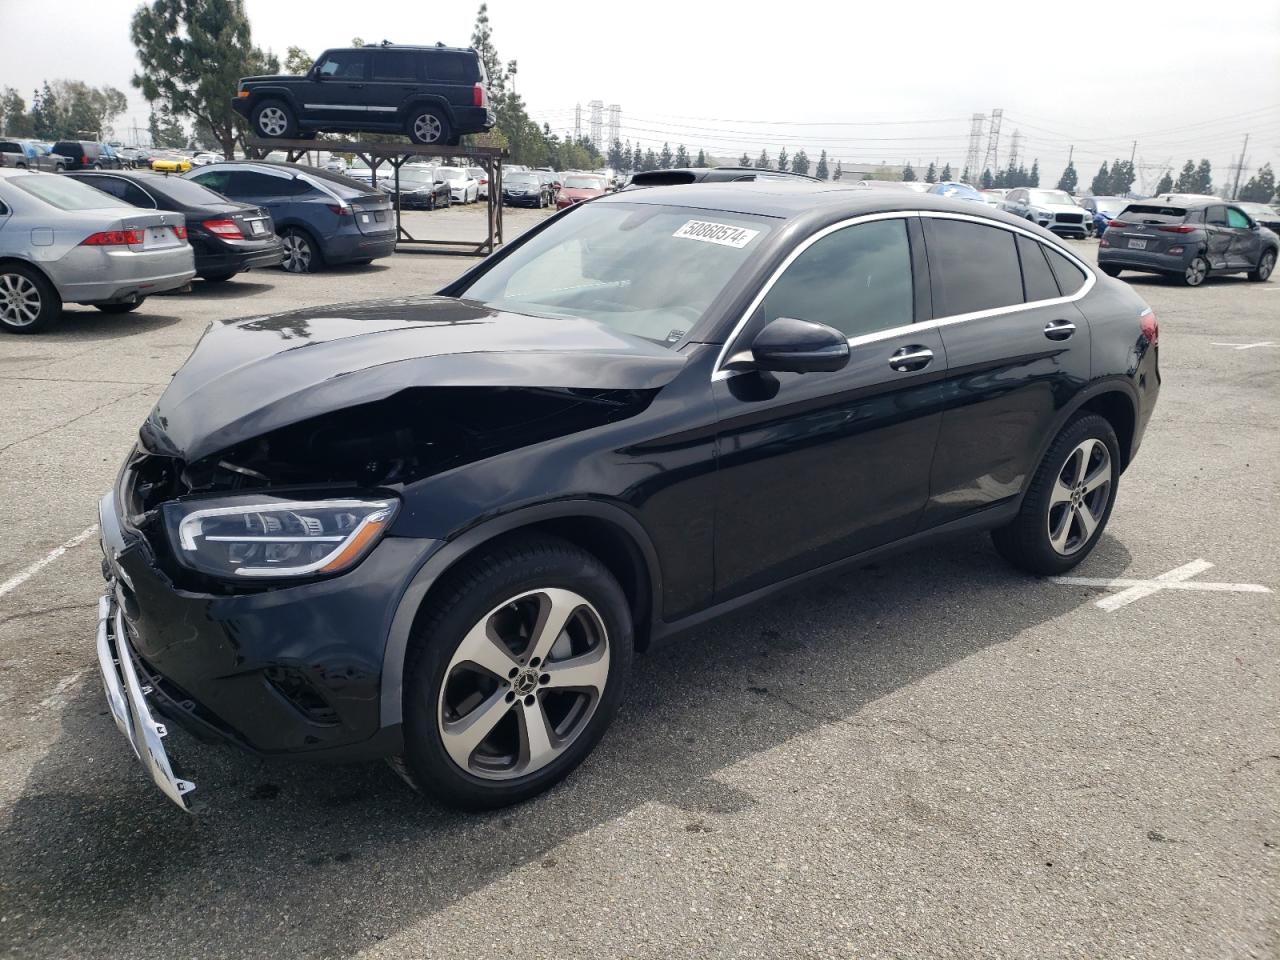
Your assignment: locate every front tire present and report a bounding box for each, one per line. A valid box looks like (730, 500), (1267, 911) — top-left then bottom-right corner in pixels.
(1248, 248), (1275, 282)
(992, 413), (1120, 575)
(280, 227), (322, 273)
(0, 265), (61, 334)
(399, 536), (633, 810)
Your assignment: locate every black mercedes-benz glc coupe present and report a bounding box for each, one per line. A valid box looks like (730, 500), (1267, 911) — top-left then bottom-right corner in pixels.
(95, 183), (1160, 810)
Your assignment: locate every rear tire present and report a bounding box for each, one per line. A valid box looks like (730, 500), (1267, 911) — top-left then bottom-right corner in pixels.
(199, 271), (237, 284)
(1248, 248), (1275, 282)
(95, 298), (145, 314)
(1181, 255), (1209, 286)
(1100, 264), (1122, 277)
(280, 227), (322, 273)
(407, 108), (450, 146)
(398, 536), (633, 810)
(252, 99), (297, 140)
(0, 264), (61, 334)
(992, 413), (1120, 576)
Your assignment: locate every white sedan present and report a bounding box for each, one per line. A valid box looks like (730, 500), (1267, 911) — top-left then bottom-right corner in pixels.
(439, 167), (479, 204)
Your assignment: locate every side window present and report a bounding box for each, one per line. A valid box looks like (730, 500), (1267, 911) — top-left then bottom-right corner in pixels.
(80, 175), (125, 200)
(316, 50), (366, 79)
(924, 218), (1023, 316)
(372, 50), (420, 81)
(1017, 235), (1060, 301)
(1044, 247), (1087, 296)
(426, 52), (476, 82)
(0, 141), (20, 153)
(1206, 205), (1227, 226)
(758, 219), (914, 339)
(119, 181), (156, 207)
(190, 170), (229, 194)
(1226, 207), (1251, 229)
(230, 171), (288, 197)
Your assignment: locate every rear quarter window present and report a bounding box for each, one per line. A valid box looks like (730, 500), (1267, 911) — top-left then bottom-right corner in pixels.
(1044, 247), (1087, 296)
(426, 52), (480, 82)
(1017, 235), (1060, 301)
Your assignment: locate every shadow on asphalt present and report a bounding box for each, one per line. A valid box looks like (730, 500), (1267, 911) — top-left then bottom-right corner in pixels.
(40, 310), (183, 342)
(1, 532), (1131, 958)
(183, 279), (278, 300)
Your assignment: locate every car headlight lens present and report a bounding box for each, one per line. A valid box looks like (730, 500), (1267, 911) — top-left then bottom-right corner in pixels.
(163, 497), (398, 579)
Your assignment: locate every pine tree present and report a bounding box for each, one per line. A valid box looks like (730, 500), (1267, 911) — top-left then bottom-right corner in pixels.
(776, 148), (789, 172)
(902, 162), (916, 182)
(1194, 159), (1213, 194)
(792, 150), (809, 176)
(147, 107), (186, 148)
(833, 160), (842, 180)
(642, 148), (658, 171)
(1173, 159), (1196, 192)
(695, 148), (706, 167)
(1154, 171), (1174, 195)
(739, 152), (751, 166)
(756, 149), (770, 169)
(815, 150), (829, 180)
(960, 166), (971, 184)
(1091, 161), (1112, 196)
(632, 145), (644, 171)
(607, 138), (625, 171)
(980, 168), (994, 189)
(1057, 160), (1078, 194)
(658, 142), (673, 168)
(924, 162), (937, 183)
(1240, 162), (1276, 203)
(1004, 159), (1019, 187)
(674, 144), (689, 167)
(1029, 160), (1040, 188)
(1110, 160), (1135, 196)
(940, 162), (952, 182)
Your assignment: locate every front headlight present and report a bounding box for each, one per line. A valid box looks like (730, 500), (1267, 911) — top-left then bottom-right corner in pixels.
(162, 496), (398, 580)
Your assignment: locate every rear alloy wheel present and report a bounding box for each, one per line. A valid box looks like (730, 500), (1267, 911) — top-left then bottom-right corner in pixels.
(0, 266), (60, 334)
(1181, 255), (1209, 287)
(408, 109), (449, 146)
(280, 228), (321, 273)
(992, 413), (1119, 575)
(399, 537), (632, 809)
(95, 297), (145, 314)
(1248, 249), (1275, 282)
(252, 99), (296, 139)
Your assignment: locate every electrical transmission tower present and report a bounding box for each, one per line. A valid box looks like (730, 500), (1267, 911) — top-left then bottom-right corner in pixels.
(964, 113), (984, 181)
(588, 100), (603, 149)
(607, 104), (620, 147)
(981, 108), (1003, 175)
(574, 103), (582, 141)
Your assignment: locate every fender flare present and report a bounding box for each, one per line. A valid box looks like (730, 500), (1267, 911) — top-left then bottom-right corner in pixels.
(1020, 377), (1140, 501)
(246, 88), (303, 118)
(378, 499), (663, 728)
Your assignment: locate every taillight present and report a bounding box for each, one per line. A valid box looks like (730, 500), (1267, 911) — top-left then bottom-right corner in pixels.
(1140, 309), (1158, 346)
(326, 203), (352, 216)
(173, 225), (188, 240)
(81, 229), (144, 246)
(473, 82), (485, 107)
(1157, 224), (1195, 234)
(1099, 235), (1110, 247)
(1108, 219), (1129, 228)
(81, 155), (89, 165)
(202, 218), (243, 239)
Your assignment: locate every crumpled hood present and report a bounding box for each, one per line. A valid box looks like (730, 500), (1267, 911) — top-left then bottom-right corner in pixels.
(142, 295), (687, 463)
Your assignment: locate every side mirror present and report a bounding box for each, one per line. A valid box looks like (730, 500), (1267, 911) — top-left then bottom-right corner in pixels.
(727, 316), (850, 374)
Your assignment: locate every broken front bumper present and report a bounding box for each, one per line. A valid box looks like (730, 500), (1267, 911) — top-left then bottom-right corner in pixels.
(95, 586), (196, 811)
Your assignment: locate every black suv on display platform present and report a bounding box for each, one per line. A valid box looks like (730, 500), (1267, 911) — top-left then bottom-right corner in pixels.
(233, 43), (494, 146)
(95, 184), (1160, 813)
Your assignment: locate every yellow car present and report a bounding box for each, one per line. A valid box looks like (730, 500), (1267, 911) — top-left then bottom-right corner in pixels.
(150, 156), (192, 173)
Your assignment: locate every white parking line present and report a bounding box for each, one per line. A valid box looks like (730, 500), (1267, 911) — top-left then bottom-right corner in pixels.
(0, 524), (99, 601)
(1210, 341), (1275, 350)
(39, 671), (84, 710)
(1053, 559), (1271, 612)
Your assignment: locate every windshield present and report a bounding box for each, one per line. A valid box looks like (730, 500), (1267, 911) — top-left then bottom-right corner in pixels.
(1237, 202), (1275, 217)
(564, 176), (605, 190)
(459, 202), (774, 345)
(8, 173), (130, 210)
(1029, 189), (1074, 206)
(396, 167), (436, 185)
(298, 166), (380, 198)
(505, 175), (539, 187)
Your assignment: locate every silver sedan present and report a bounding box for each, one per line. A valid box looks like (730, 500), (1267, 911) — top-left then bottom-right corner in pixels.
(0, 169), (195, 333)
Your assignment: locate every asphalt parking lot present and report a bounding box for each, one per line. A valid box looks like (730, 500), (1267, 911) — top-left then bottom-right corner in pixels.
(0, 210), (1276, 959)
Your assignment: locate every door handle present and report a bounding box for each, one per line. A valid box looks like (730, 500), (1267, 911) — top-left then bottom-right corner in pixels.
(347, 84), (364, 89)
(888, 345), (934, 372)
(1044, 319), (1076, 341)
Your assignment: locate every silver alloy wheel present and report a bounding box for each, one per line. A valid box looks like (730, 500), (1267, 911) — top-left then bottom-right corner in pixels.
(1185, 257), (1208, 286)
(1259, 251), (1275, 280)
(1047, 438), (1112, 556)
(413, 113), (442, 144)
(281, 232), (311, 273)
(0, 273), (41, 328)
(438, 588), (610, 780)
(258, 106), (288, 137)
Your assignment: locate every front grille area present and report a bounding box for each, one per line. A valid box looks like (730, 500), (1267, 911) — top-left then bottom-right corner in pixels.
(1056, 213), (1084, 224)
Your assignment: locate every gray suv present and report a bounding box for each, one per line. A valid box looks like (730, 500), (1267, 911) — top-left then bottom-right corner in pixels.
(1098, 197), (1278, 286)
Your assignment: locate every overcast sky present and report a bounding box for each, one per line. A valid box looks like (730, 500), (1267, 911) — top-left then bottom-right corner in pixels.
(2, 0), (1278, 190)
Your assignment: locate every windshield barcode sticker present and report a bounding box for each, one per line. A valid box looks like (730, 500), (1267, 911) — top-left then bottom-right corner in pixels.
(673, 220), (759, 248)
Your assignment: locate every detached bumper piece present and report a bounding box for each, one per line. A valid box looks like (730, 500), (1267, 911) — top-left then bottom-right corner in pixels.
(95, 587), (196, 811)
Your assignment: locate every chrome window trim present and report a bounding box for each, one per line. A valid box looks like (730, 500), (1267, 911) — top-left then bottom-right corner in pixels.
(712, 209), (1096, 382)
